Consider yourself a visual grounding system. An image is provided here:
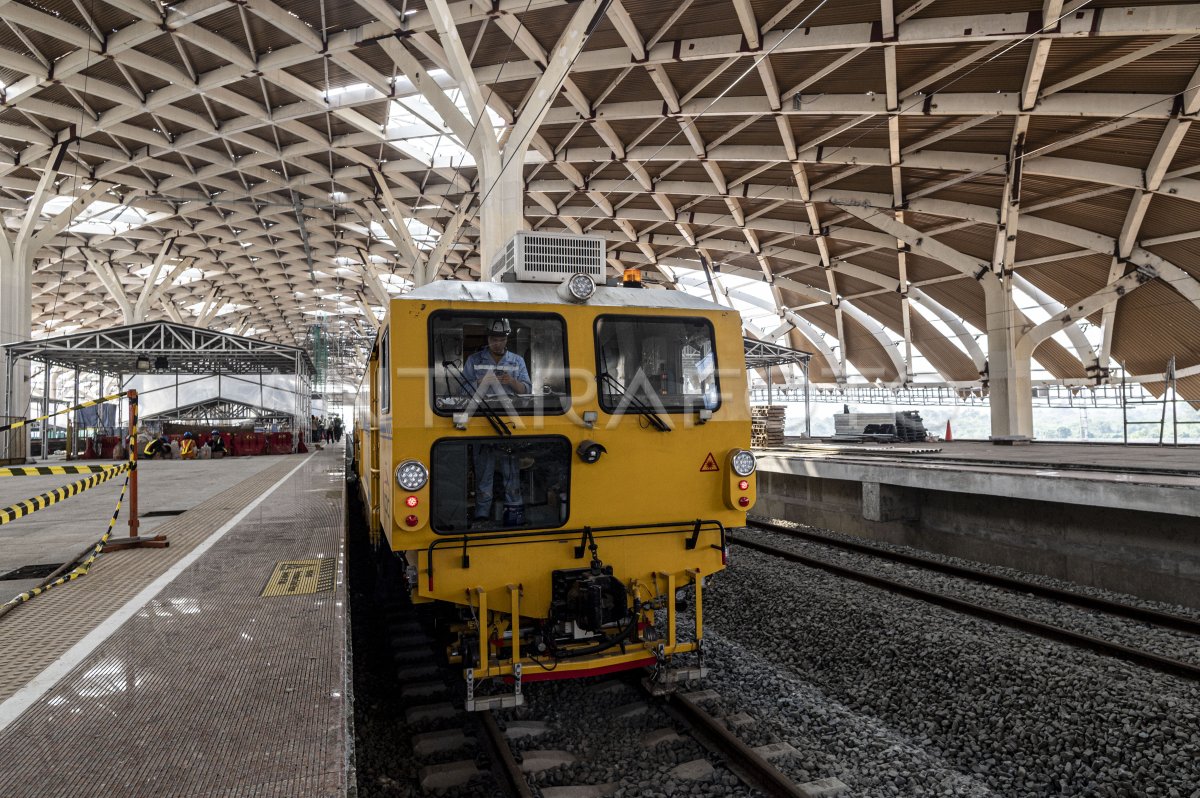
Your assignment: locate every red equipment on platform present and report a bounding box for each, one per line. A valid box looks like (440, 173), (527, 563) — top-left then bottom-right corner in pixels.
(238, 431), (265, 456)
(99, 435), (120, 458)
(266, 431), (293, 454)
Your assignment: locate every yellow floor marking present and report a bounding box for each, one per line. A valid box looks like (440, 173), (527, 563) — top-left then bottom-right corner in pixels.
(261, 558), (334, 597)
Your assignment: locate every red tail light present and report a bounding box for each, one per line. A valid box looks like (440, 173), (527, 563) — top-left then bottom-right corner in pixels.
(737, 497), (750, 507)
(738, 480), (749, 491)
(405, 515), (419, 527)
(405, 495), (418, 507)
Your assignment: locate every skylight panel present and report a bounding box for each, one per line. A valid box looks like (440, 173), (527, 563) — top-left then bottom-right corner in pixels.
(406, 218), (438, 250)
(379, 273), (412, 292)
(40, 198), (169, 236)
(384, 87), (506, 169)
(184, 301), (245, 318)
(133, 261), (196, 285)
(909, 297), (979, 360)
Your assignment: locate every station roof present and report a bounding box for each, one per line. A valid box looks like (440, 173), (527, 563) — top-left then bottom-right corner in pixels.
(1, 322), (314, 376)
(1, 0), (1198, 400)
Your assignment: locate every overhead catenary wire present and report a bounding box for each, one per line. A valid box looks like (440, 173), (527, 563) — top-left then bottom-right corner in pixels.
(365, 0), (539, 287)
(424, 0), (616, 277)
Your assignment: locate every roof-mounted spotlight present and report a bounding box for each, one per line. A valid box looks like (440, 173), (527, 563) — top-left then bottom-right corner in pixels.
(136, 355), (150, 372)
(557, 272), (597, 303)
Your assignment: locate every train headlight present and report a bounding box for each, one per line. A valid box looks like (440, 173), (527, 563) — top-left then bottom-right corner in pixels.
(395, 459), (428, 491)
(557, 273), (597, 303)
(730, 449), (756, 477)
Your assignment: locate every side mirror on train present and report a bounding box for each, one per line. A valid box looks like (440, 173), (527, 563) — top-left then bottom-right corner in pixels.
(576, 440), (607, 464)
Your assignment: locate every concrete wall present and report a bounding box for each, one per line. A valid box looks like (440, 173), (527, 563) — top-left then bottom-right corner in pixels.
(756, 470), (1200, 610)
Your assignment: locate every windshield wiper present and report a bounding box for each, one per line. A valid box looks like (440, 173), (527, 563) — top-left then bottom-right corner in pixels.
(597, 372), (671, 432)
(442, 361), (512, 436)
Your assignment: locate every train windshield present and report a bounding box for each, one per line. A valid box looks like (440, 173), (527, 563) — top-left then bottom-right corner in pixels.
(430, 312), (569, 416)
(595, 316), (720, 414)
(429, 436), (572, 532)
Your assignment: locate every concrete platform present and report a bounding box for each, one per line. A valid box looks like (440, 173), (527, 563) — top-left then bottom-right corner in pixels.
(0, 454), (300, 600)
(0, 445), (350, 797)
(755, 441), (1200, 608)
(760, 440), (1200, 518)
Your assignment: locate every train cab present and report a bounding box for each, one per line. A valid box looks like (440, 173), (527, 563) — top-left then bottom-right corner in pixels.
(353, 233), (754, 709)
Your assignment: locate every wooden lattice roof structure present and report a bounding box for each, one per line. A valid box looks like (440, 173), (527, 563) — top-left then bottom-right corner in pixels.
(1, 0), (1199, 399)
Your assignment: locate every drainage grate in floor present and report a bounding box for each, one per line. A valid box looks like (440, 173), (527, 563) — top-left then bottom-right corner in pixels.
(140, 509), (189, 518)
(0, 564), (63, 581)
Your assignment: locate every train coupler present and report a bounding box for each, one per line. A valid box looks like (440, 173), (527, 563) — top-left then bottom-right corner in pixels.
(642, 643), (708, 696)
(465, 663), (524, 712)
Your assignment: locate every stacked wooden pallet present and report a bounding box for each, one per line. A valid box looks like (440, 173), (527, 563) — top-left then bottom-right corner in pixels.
(750, 405), (786, 447)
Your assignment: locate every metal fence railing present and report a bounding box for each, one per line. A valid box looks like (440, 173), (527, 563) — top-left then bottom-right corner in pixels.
(0, 416), (28, 465)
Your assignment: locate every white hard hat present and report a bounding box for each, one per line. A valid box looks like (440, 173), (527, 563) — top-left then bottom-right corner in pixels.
(486, 318), (512, 336)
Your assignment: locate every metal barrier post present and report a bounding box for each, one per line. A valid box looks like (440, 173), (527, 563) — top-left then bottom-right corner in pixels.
(129, 390), (139, 538)
(104, 389), (168, 551)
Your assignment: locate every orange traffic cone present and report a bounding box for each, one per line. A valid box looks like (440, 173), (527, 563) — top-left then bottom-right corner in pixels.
(944, 420), (953, 442)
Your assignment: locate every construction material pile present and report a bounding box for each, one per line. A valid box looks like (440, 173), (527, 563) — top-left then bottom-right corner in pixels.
(751, 405), (786, 447)
(833, 409), (928, 443)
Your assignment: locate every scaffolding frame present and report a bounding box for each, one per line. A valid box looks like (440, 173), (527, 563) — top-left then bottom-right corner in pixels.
(743, 337), (813, 436)
(2, 321), (316, 461)
(1120, 358), (1199, 446)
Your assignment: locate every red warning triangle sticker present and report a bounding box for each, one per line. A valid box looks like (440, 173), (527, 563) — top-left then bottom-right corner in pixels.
(700, 452), (720, 472)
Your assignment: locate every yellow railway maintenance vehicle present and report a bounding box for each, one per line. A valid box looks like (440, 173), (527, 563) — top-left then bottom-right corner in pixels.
(352, 232), (755, 710)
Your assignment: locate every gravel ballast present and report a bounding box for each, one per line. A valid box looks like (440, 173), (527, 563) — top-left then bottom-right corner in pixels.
(703, 529), (1200, 797)
(349, 491), (1200, 797)
(741, 521), (1200, 666)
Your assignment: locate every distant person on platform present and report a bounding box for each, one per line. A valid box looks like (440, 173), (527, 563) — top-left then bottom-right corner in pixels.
(143, 435), (170, 460)
(180, 431), (197, 460)
(210, 429), (227, 458)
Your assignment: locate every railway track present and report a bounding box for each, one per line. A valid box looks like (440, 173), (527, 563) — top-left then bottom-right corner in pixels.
(644, 684), (820, 798)
(736, 519), (1200, 682)
(474, 675), (838, 798)
(477, 710), (535, 798)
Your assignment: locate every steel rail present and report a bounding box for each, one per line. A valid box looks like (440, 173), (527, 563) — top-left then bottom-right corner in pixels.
(477, 711), (535, 798)
(730, 533), (1200, 683)
(649, 687), (808, 798)
(746, 518), (1200, 635)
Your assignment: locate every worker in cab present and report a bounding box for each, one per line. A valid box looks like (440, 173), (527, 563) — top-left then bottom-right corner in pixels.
(464, 318), (531, 398)
(209, 429), (227, 458)
(144, 435), (170, 459)
(464, 319), (530, 527)
(180, 431), (197, 460)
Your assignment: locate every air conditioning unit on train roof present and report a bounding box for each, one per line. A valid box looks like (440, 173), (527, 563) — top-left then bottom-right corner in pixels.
(490, 231), (607, 284)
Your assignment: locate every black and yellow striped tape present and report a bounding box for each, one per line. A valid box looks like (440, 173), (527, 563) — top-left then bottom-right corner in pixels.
(0, 392), (123, 434)
(0, 464), (119, 477)
(0, 461), (131, 526)
(0, 475), (130, 611)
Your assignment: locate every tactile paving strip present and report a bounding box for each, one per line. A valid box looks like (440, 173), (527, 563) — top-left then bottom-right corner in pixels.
(0, 451), (348, 797)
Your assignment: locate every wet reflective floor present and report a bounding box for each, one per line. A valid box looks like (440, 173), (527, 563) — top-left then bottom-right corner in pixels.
(0, 445), (349, 798)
